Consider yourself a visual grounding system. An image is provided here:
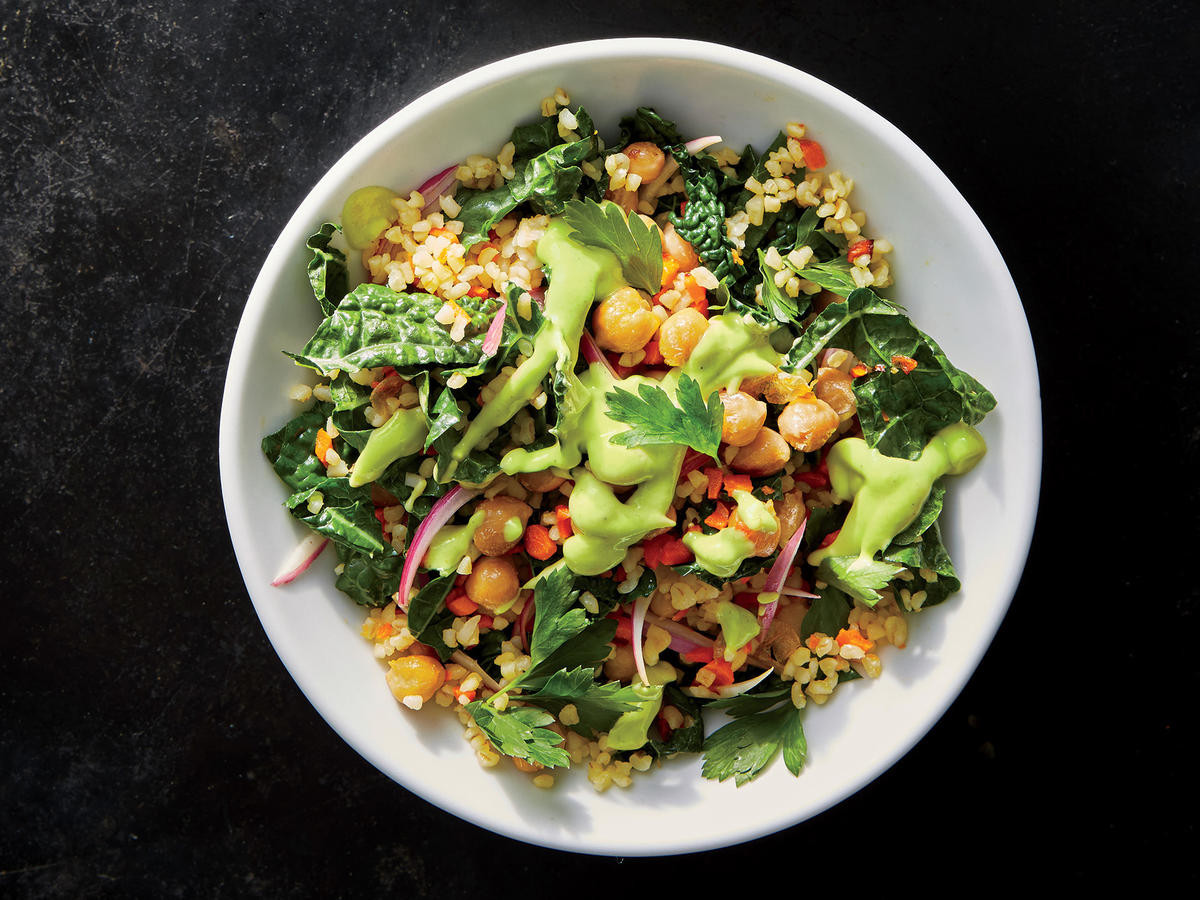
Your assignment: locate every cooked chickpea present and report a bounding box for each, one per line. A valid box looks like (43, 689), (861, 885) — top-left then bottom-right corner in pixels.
(370, 372), (405, 418)
(386, 655), (446, 704)
(730, 508), (780, 557)
(517, 469), (565, 493)
(624, 142), (667, 183)
(604, 643), (638, 682)
(776, 489), (807, 544)
(592, 286), (659, 352)
(777, 396), (840, 452)
(658, 308), (708, 366)
(661, 222), (699, 270)
(729, 427), (791, 476)
(720, 390), (767, 447)
(813, 366), (857, 422)
(464, 556), (520, 613)
(606, 187), (639, 213)
(472, 495), (533, 556)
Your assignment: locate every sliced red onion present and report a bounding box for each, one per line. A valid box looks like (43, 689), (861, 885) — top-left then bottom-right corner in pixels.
(481, 299), (507, 358)
(515, 597), (535, 654)
(644, 612), (715, 648)
(759, 514), (809, 635)
(667, 633), (706, 655)
(780, 586), (820, 600)
(417, 165), (459, 216)
(685, 667), (775, 700)
(684, 135), (723, 156)
(396, 485), (479, 610)
(271, 533), (329, 586)
(630, 595), (652, 686)
(578, 330), (617, 376)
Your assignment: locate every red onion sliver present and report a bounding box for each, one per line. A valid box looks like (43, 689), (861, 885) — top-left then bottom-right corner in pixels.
(417, 165), (459, 215)
(684, 135), (723, 156)
(667, 634), (705, 655)
(780, 586), (820, 600)
(396, 485), (479, 610)
(578, 330), (617, 376)
(759, 514), (810, 634)
(271, 533), (329, 586)
(515, 598), (535, 654)
(481, 300), (507, 358)
(644, 612), (715, 648)
(715, 668), (774, 698)
(630, 595), (652, 686)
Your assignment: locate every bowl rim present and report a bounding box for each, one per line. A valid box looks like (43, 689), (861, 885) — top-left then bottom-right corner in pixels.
(220, 37), (1041, 856)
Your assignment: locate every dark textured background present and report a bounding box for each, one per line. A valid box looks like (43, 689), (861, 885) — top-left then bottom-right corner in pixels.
(2, 0), (1196, 894)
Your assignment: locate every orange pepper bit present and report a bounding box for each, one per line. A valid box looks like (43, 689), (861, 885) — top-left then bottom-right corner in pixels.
(891, 355), (918, 374)
(680, 274), (709, 317)
(466, 285), (492, 299)
(836, 627), (875, 652)
(704, 501), (731, 530)
(314, 428), (334, 465)
(698, 658), (734, 687)
(723, 473), (752, 496)
(797, 138), (826, 169)
(375, 623), (394, 640)
(704, 467), (724, 500)
(660, 253), (681, 290)
(554, 505), (573, 539)
(847, 239), (874, 263)
(523, 524), (557, 561)
(849, 363), (870, 378)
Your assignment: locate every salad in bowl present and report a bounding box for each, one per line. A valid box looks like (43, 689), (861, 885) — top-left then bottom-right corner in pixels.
(261, 87), (996, 792)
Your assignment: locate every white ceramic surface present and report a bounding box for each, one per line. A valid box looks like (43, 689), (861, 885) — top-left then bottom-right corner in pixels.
(219, 38), (1040, 856)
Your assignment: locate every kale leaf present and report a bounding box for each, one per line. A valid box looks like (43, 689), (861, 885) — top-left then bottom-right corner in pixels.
(306, 222), (350, 316)
(333, 543), (403, 608)
(801, 585), (851, 640)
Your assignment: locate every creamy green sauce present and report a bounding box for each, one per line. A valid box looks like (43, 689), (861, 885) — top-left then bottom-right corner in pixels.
(424, 509), (485, 574)
(606, 682), (663, 751)
(729, 489), (777, 533)
(342, 186), (401, 250)
(808, 422), (987, 566)
(348, 405), (428, 488)
(682, 312), (779, 393)
(501, 516), (524, 543)
(715, 600), (760, 655)
(683, 527), (756, 579)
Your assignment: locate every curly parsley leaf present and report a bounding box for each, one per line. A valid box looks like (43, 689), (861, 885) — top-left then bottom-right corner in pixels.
(561, 198), (662, 294)
(818, 555), (905, 606)
(701, 702), (806, 786)
(465, 702), (571, 768)
(606, 374), (723, 458)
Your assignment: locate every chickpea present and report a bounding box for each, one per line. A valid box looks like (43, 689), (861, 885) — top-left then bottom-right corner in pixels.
(604, 643), (638, 683)
(729, 427), (791, 476)
(370, 372), (405, 418)
(386, 655), (446, 704)
(624, 142), (667, 183)
(592, 286), (659, 352)
(517, 469), (565, 493)
(472, 495), (533, 556)
(813, 366), (857, 422)
(777, 396), (840, 452)
(606, 187), (639, 213)
(776, 489), (807, 544)
(738, 370), (809, 405)
(720, 390), (767, 447)
(661, 222), (699, 270)
(658, 308), (708, 366)
(730, 508), (780, 557)
(464, 556), (521, 613)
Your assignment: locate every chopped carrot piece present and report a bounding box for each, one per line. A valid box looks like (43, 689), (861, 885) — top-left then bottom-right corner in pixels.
(704, 467), (724, 500)
(555, 505), (573, 539)
(836, 628), (875, 652)
(314, 428), (333, 465)
(891, 355), (918, 374)
(375, 623), (394, 639)
(523, 524), (557, 560)
(705, 501), (731, 530)
(660, 254), (681, 289)
(681, 274), (709, 317)
(797, 138), (826, 169)
(849, 363), (870, 378)
(699, 658), (734, 687)
(446, 591), (479, 617)
(723, 473), (752, 495)
(642, 337), (664, 366)
(466, 285), (492, 298)
(609, 613), (633, 643)
(806, 634), (824, 652)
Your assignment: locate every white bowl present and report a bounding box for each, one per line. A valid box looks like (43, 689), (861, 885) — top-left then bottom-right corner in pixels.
(220, 38), (1040, 856)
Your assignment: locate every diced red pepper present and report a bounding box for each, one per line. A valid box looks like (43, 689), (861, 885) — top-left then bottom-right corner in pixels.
(891, 355), (918, 374)
(732, 592), (760, 612)
(642, 337), (664, 366)
(704, 502), (731, 530)
(723, 473), (752, 495)
(681, 646), (715, 664)
(678, 449), (710, 481)
(817, 528), (841, 549)
(699, 658), (735, 687)
(680, 274), (708, 318)
(555, 505), (573, 539)
(446, 591), (479, 617)
(847, 239), (874, 263)
(849, 363), (870, 378)
(466, 285), (492, 298)
(795, 470), (829, 489)
(704, 467), (724, 500)
(608, 613), (633, 644)
(797, 138), (826, 169)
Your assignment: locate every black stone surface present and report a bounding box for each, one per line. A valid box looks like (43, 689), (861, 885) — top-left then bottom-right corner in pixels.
(2, 0), (1196, 894)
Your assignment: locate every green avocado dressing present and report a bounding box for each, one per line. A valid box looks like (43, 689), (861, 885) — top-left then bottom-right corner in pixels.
(423, 509), (485, 574)
(606, 682), (663, 752)
(342, 186), (401, 250)
(682, 311), (780, 393)
(808, 422), (987, 566)
(683, 527), (756, 579)
(348, 406), (428, 488)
